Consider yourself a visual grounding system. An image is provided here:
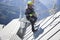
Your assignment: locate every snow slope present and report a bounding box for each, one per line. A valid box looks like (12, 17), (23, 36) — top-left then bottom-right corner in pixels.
(0, 11), (60, 40)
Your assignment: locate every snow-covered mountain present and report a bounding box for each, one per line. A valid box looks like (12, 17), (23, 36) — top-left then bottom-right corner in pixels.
(0, 11), (60, 40)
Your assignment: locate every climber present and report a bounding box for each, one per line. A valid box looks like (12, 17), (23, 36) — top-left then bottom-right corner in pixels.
(25, 0), (38, 32)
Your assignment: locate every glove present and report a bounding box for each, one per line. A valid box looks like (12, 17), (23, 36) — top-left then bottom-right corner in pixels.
(30, 14), (33, 17)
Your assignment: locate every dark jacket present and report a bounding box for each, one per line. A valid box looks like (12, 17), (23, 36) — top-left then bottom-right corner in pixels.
(25, 7), (37, 21)
(25, 8), (35, 17)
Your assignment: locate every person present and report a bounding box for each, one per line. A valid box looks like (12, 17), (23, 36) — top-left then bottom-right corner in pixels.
(25, 0), (38, 32)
